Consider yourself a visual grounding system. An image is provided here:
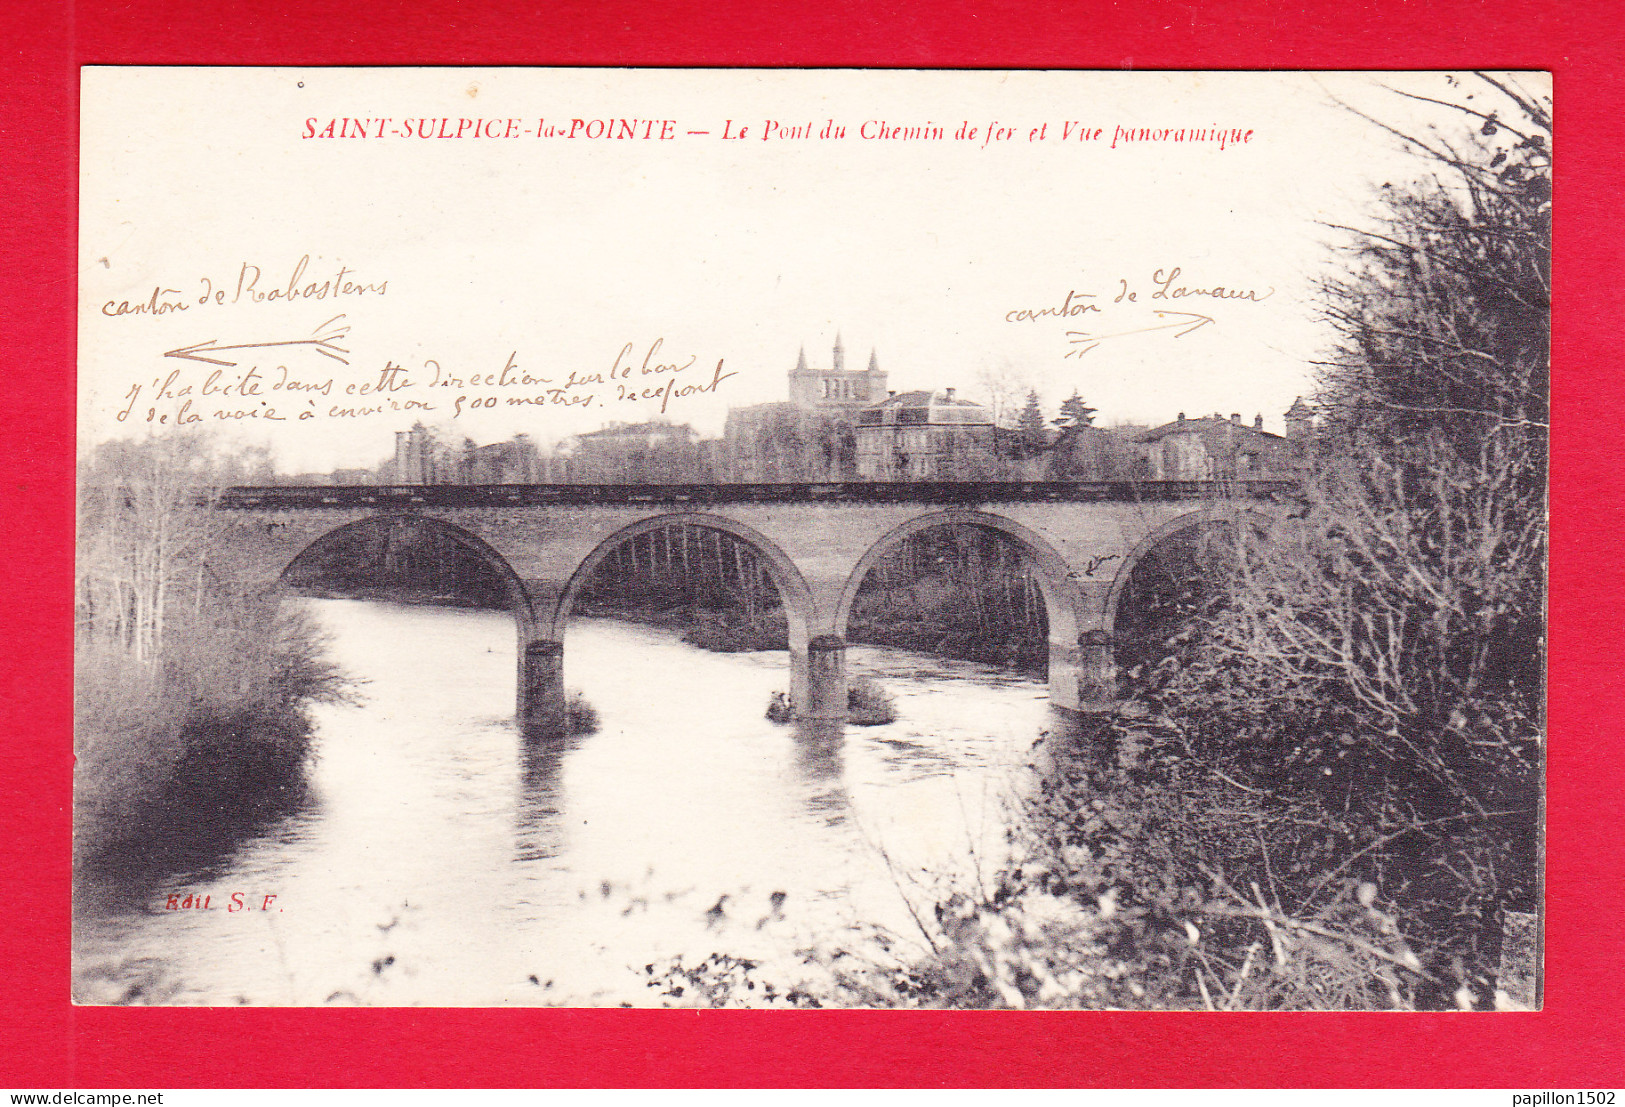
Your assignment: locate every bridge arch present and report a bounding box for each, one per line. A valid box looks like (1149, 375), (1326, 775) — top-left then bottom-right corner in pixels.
(547, 511), (819, 645)
(834, 509), (1081, 645)
(1101, 504), (1274, 637)
(540, 511), (829, 723)
(279, 512), (540, 640)
(834, 509), (1086, 707)
(1099, 503), (1287, 686)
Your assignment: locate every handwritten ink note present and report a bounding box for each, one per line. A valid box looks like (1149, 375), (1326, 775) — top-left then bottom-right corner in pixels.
(114, 335), (736, 429)
(1003, 267), (1277, 360)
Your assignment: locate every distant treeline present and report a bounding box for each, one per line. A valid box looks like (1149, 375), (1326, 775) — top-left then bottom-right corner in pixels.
(843, 527), (1050, 673)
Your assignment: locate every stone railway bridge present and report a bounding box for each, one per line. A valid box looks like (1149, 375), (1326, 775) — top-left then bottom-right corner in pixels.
(214, 480), (1294, 735)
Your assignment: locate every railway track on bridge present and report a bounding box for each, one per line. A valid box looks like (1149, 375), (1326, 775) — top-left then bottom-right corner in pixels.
(216, 479), (1298, 510)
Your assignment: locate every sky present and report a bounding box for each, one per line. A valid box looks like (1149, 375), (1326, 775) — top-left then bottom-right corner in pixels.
(77, 69), (1550, 474)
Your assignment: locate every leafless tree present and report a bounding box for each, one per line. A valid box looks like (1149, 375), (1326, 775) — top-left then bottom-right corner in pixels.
(77, 434), (229, 662)
(974, 361), (1032, 431)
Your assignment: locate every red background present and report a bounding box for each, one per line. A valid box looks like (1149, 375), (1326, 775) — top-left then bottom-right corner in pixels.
(2, 0), (1619, 1087)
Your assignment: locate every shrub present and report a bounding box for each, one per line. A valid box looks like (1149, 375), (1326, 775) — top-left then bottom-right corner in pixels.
(765, 691), (793, 724)
(566, 689), (600, 735)
(791, 725), (1460, 1010)
(1098, 77), (1548, 1001)
(73, 433), (357, 859)
(846, 677), (897, 726)
(645, 953), (822, 1008)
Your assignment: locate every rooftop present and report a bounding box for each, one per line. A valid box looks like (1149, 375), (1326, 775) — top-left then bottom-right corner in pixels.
(1138, 413), (1283, 443)
(860, 388), (993, 427)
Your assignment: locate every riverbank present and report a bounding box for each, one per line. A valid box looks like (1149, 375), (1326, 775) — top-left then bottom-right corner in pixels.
(73, 600), (351, 862)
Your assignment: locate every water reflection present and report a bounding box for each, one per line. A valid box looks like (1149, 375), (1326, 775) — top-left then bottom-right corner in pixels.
(789, 719), (850, 829)
(513, 731), (578, 864)
(74, 786), (322, 932)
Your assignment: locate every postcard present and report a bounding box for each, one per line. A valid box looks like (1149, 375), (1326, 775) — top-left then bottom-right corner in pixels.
(74, 68), (1549, 1010)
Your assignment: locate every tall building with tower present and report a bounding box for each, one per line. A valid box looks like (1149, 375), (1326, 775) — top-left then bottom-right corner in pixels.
(786, 335), (889, 411)
(721, 336), (887, 481)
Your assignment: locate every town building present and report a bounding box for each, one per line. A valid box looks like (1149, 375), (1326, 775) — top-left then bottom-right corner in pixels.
(388, 423), (545, 484)
(1136, 411), (1297, 481)
(391, 422), (442, 484)
(554, 419), (712, 484)
(329, 468), (377, 486)
(1284, 396), (1317, 440)
(365, 349), (1315, 489)
(461, 436), (543, 483)
(856, 388), (998, 481)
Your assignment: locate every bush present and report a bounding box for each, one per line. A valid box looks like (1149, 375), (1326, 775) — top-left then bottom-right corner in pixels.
(645, 953), (823, 1008)
(75, 435), (357, 860)
(762, 678), (897, 726)
(765, 691), (793, 724)
(1092, 77), (1548, 1003)
(566, 689), (600, 734)
(846, 677), (897, 726)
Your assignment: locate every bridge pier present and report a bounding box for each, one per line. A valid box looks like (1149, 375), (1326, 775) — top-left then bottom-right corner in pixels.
(1064, 578), (1120, 713)
(1048, 629), (1120, 713)
(802, 634), (848, 721)
(1048, 635), (1082, 711)
(518, 638), (567, 740)
(1075, 628), (1119, 710)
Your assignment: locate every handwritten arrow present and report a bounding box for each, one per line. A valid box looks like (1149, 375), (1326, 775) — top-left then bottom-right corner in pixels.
(164, 314), (352, 366)
(1063, 311), (1215, 357)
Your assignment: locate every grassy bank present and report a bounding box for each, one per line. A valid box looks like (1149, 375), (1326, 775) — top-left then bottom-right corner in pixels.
(75, 436), (358, 861)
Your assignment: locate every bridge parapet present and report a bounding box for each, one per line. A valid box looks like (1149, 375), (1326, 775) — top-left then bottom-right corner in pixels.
(217, 479), (1297, 511)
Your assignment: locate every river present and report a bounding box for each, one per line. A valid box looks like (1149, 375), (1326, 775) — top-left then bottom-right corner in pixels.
(73, 597), (1060, 1006)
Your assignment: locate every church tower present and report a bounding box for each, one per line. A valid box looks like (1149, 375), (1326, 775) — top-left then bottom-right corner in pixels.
(787, 334), (887, 410)
(866, 348), (887, 403)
